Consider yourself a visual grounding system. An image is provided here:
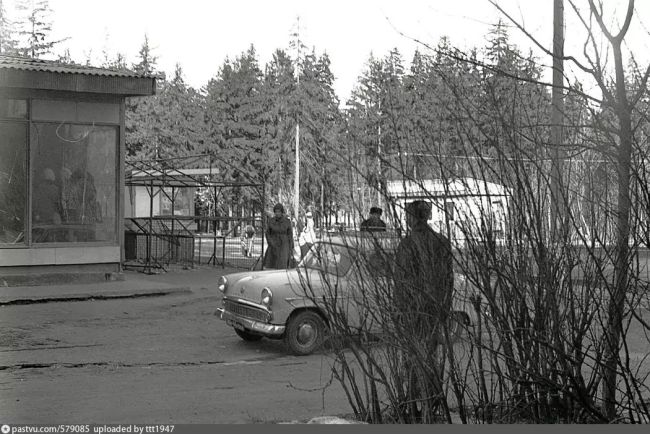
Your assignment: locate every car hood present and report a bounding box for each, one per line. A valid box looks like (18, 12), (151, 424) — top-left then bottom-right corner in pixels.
(223, 268), (323, 303)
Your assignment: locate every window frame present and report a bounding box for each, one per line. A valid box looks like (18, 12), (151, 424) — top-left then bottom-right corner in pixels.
(30, 120), (120, 246)
(0, 91), (122, 248)
(0, 117), (29, 247)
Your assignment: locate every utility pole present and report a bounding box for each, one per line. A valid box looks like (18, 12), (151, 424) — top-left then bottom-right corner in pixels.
(377, 100), (382, 207)
(295, 121), (300, 219)
(293, 16), (301, 221)
(550, 0), (565, 236)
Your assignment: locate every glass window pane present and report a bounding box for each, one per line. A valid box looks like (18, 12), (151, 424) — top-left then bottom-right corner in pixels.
(31, 123), (117, 243)
(32, 100), (120, 124)
(158, 188), (192, 216)
(160, 187), (173, 215)
(0, 99), (28, 119)
(0, 122), (27, 244)
(32, 99), (76, 121)
(77, 102), (119, 124)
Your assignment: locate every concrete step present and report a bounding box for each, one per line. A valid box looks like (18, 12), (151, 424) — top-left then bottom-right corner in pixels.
(0, 271), (125, 287)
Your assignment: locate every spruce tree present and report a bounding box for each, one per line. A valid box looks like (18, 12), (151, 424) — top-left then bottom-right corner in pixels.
(124, 35), (173, 160)
(261, 49), (296, 197)
(346, 50), (407, 198)
(56, 47), (73, 64)
(294, 50), (344, 213)
(125, 36), (162, 159)
(15, 0), (66, 58)
(204, 45), (266, 183)
(0, 0), (18, 54)
(132, 34), (158, 75)
(154, 63), (206, 160)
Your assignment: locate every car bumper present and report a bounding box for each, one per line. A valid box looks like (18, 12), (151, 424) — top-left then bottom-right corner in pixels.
(217, 307), (286, 337)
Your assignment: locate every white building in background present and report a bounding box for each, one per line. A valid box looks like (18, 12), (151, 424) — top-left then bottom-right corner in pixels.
(386, 178), (511, 246)
(125, 168), (224, 219)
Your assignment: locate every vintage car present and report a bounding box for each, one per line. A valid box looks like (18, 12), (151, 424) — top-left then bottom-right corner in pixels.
(216, 233), (476, 356)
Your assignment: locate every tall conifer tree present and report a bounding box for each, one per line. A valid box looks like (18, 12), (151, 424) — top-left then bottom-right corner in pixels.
(15, 0), (66, 58)
(0, 0), (18, 54)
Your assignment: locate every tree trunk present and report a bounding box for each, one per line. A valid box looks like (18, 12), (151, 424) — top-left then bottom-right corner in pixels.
(550, 0), (565, 237)
(602, 40), (632, 421)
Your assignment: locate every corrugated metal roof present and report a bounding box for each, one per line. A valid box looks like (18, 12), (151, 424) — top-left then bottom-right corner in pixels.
(0, 54), (155, 78)
(0, 54), (154, 79)
(0, 55), (157, 96)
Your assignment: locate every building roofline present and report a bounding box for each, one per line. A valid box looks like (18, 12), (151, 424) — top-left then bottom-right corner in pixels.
(0, 55), (157, 96)
(386, 177), (511, 198)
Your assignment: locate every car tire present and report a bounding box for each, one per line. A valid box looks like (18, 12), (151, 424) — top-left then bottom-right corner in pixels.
(284, 310), (327, 356)
(234, 327), (263, 342)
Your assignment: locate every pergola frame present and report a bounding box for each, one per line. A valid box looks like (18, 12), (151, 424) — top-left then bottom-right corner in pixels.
(124, 154), (265, 273)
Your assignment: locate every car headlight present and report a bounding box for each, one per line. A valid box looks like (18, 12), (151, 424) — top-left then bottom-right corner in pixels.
(218, 276), (228, 292)
(261, 287), (273, 307)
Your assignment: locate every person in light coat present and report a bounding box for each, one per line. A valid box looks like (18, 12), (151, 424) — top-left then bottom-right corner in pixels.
(299, 211), (317, 259)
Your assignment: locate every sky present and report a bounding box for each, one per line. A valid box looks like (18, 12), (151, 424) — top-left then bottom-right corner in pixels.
(8, 0), (650, 104)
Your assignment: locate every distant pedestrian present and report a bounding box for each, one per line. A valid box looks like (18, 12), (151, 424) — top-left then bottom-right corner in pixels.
(290, 216), (302, 266)
(263, 203), (294, 269)
(241, 224), (256, 257)
(360, 207), (387, 232)
(299, 211), (316, 259)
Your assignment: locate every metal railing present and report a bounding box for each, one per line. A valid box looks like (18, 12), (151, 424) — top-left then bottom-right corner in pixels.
(124, 216), (263, 272)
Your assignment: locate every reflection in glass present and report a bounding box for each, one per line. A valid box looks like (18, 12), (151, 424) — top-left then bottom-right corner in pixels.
(31, 123), (117, 243)
(0, 122), (27, 244)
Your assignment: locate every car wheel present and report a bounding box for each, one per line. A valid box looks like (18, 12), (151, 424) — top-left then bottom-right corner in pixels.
(234, 327), (263, 342)
(284, 310), (326, 356)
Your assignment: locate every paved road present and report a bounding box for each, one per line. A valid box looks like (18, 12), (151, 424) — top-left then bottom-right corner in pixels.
(0, 285), (351, 424)
(1, 267), (648, 424)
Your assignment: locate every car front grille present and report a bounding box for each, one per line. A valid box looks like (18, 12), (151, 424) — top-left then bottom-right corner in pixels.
(224, 299), (269, 322)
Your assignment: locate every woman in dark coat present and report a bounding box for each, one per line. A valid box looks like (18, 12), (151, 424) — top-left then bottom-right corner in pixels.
(263, 203), (294, 269)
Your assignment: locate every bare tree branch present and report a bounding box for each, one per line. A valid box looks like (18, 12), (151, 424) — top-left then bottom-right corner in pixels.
(488, 0), (595, 76)
(568, 0), (615, 105)
(587, 0), (614, 41)
(630, 65), (650, 108)
(587, 0), (635, 44)
(615, 0), (636, 42)
(385, 23), (603, 106)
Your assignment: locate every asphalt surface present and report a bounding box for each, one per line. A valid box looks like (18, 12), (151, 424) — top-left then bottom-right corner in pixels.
(0, 266), (220, 305)
(3, 263), (646, 424)
(0, 265), (362, 424)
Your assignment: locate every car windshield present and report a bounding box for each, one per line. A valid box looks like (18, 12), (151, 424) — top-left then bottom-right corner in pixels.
(301, 242), (354, 276)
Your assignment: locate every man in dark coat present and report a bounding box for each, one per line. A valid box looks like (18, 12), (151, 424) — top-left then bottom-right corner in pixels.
(393, 200), (454, 418)
(360, 206), (387, 232)
(394, 200), (453, 336)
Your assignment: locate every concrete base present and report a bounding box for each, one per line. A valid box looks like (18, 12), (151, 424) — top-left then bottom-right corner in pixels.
(0, 263), (124, 287)
(0, 271), (125, 287)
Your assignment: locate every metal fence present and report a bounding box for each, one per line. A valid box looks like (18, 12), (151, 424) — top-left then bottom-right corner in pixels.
(124, 216), (264, 272)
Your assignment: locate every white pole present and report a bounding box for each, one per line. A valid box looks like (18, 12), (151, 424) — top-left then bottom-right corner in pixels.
(294, 16), (301, 220)
(295, 123), (300, 219)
